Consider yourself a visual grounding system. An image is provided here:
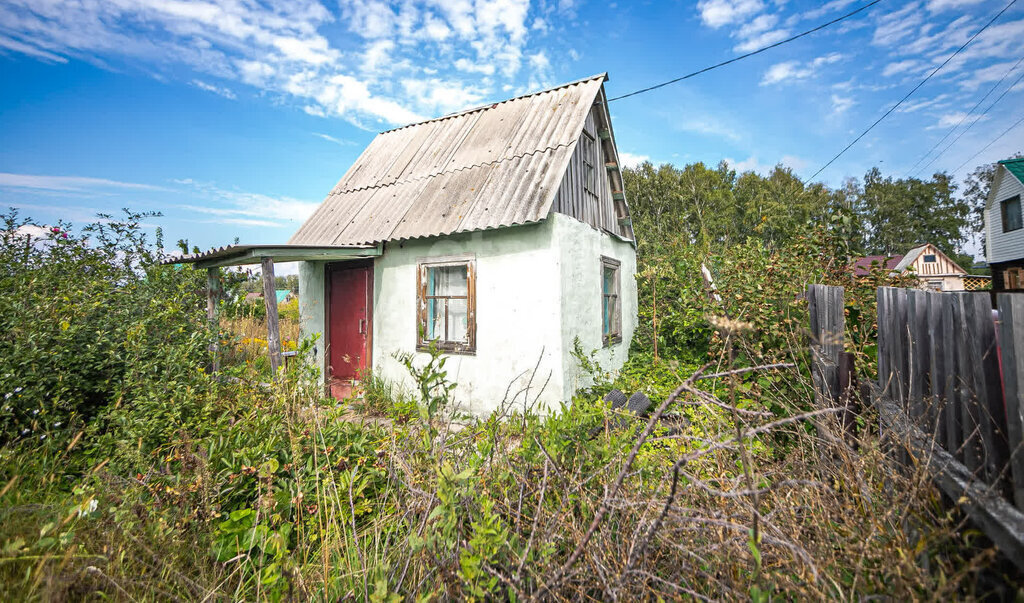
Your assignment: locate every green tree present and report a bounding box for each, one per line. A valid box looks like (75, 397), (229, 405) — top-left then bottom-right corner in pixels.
(858, 167), (967, 255)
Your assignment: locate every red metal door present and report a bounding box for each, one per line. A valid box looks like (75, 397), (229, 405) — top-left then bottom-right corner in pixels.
(327, 264), (371, 399)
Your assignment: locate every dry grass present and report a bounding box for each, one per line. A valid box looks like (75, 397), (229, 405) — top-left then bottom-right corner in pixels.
(1, 350), (1016, 600)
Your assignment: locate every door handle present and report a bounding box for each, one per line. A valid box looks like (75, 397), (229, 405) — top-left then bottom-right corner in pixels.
(358, 318), (366, 334)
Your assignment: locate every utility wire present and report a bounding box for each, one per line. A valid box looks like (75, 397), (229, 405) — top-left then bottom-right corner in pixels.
(905, 54), (1024, 177)
(951, 112), (1024, 174)
(912, 65), (1024, 178)
(804, 0), (1019, 183)
(607, 0), (883, 102)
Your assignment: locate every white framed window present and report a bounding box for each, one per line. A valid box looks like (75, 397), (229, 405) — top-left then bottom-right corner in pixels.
(417, 257), (476, 354)
(601, 256), (622, 346)
(923, 254), (937, 263)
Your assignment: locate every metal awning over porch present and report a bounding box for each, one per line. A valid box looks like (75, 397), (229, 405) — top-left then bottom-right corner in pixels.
(168, 243), (382, 378)
(167, 243), (383, 269)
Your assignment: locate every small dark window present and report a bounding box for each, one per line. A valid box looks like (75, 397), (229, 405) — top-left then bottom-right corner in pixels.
(1002, 195), (1022, 232)
(923, 254), (937, 263)
(601, 257), (621, 346)
(582, 131), (597, 195)
(417, 257), (475, 354)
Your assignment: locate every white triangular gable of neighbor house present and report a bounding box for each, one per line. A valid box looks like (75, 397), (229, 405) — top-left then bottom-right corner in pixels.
(985, 161), (1024, 265)
(290, 74), (639, 416)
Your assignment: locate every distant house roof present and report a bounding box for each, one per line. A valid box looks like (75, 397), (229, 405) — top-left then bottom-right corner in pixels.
(999, 157), (1024, 185)
(852, 255), (903, 276)
(288, 73), (616, 247)
(275, 289), (292, 304)
(853, 243), (967, 277)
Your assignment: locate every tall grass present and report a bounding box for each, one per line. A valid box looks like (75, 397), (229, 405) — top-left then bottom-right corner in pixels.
(0, 353), (1003, 600)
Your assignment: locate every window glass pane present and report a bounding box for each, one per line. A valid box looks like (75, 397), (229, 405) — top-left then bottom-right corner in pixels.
(429, 265), (467, 296)
(448, 298), (468, 342)
(602, 265), (615, 295)
(1005, 197), (1022, 231)
(923, 254), (936, 263)
(427, 298), (442, 340)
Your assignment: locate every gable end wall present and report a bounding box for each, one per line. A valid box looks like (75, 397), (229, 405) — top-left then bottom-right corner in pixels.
(551, 105), (631, 239)
(987, 169), (1024, 263)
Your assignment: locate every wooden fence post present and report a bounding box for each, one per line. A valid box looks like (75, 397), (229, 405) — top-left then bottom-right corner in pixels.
(965, 293), (1010, 491)
(207, 267), (222, 373)
(261, 257), (283, 377)
(941, 293), (961, 460)
(998, 293), (1024, 511)
(907, 290), (931, 426)
(808, 284), (844, 408)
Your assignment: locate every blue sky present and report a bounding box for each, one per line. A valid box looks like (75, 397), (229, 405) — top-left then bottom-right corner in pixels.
(1, 0), (1022, 263)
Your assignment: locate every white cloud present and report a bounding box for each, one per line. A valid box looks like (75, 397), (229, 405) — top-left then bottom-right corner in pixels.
(697, 0), (765, 28)
(618, 152), (650, 168)
(177, 181), (320, 226)
(896, 94), (949, 113)
(0, 0), (549, 128)
(677, 116), (743, 142)
(0, 173), (163, 192)
(0, 35), (66, 62)
(872, 2), (925, 47)
(831, 94), (855, 116)
(926, 0), (986, 12)
(313, 132), (354, 146)
(760, 53), (843, 85)
(726, 155), (807, 174)
(927, 112), (986, 130)
(802, 0), (857, 21)
(734, 27), (789, 52)
(191, 79), (236, 99)
(882, 59), (920, 77)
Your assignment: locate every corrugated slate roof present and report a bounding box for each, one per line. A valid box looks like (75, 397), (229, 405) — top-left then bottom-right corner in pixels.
(999, 157), (1024, 184)
(288, 74), (607, 246)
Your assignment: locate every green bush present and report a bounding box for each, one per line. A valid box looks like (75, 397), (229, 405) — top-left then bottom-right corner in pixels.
(0, 210), (211, 447)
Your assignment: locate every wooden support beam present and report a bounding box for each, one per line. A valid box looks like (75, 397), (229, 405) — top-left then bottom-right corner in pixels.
(261, 257), (283, 377)
(206, 267), (222, 373)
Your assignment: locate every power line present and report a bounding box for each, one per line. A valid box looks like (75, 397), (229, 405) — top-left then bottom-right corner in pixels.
(804, 0), (1019, 183)
(911, 65), (1024, 178)
(951, 112), (1024, 174)
(607, 0), (883, 103)
(905, 54), (1024, 178)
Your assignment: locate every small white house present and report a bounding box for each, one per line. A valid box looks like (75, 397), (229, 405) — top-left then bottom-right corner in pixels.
(276, 74), (638, 415)
(985, 158), (1024, 291)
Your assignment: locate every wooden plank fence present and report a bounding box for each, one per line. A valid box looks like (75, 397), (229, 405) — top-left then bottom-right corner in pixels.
(809, 285), (1024, 570)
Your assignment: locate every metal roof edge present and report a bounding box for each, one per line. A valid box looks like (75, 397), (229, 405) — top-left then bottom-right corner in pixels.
(377, 73), (608, 136)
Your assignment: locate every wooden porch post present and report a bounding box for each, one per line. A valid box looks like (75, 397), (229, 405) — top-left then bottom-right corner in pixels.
(206, 267), (222, 373)
(261, 257), (283, 376)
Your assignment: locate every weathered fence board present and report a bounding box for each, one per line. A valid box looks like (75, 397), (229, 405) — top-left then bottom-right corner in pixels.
(809, 284), (844, 407)
(998, 294), (1024, 511)
(812, 284), (1024, 566)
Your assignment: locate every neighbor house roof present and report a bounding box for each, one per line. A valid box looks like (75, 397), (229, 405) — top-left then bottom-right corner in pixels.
(275, 289), (291, 304)
(852, 255), (903, 276)
(288, 73), (611, 246)
(999, 157), (1024, 184)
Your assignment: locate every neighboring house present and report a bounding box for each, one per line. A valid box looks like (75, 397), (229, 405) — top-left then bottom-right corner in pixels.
(243, 291), (263, 304)
(275, 289), (295, 304)
(276, 74), (637, 414)
(852, 243), (984, 291)
(985, 158), (1024, 291)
